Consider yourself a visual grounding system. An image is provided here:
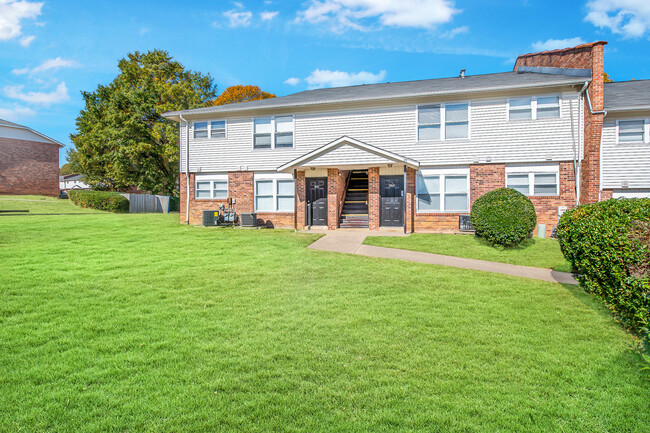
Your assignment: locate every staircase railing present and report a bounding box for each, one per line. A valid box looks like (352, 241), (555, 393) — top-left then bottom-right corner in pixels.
(338, 171), (352, 225)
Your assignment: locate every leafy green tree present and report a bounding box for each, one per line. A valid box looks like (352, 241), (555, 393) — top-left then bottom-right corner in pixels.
(59, 162), (77, 176)
(70, 50), (216, 195)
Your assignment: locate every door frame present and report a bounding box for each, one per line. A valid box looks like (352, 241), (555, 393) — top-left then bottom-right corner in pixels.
(379, 175), (405, 227)
(306, 177), (328, 227)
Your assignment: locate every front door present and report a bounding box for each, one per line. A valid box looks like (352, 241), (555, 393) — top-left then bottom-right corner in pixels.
(307, 177), (328, 226)
(380, 176), (404, 227)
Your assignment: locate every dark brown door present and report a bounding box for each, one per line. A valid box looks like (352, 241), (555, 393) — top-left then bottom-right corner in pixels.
(380, 176), (404, 227)
(307, 178), (328, 226)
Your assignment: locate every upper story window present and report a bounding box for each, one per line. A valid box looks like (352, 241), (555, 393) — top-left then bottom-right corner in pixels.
(253, 116), (294, 149)
(417, 103), (469, 141)
(506, 164), (559, 196)
(193, 120), (226, 139)
(416, 169), (469, 212)
(508, 95), (560, 121)
(617, 119), (647, 143)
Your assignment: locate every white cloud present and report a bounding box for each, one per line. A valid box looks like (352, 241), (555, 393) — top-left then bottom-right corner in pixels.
(585, 0), (650, 38)
(261, 11), (279, 21)
(19, 34), (34, 46)
(0, 105), (36, 121)
(284, 77), (300, 85)
(305, 69), (387, 88)
(440, 25), (468, 38)
(11, 57), (80, 76)
(531, 37), (586, 52)
(297, 0), (459, 32)
(0, 0), (42, 41)
(224, 9), (253, 27)
(139, 27), (149, 36)
(4, 81), (69, 105)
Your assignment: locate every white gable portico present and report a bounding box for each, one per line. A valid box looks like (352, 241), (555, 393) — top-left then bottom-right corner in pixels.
(277, 136), (419, 172)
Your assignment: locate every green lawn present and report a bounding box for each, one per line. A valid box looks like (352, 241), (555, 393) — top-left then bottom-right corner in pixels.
(0, 200), (648, 432)
(364, 233), (573, 273)
(0, 195), (102, 214)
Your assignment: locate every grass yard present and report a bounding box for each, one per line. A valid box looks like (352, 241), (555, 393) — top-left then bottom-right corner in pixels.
(364, 233), (573, 272)
(0, 199), (648, 432)
(0, 195), (102, 214)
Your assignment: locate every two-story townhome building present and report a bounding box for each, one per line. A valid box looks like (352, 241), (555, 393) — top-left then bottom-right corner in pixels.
(164, 41), (640, 235)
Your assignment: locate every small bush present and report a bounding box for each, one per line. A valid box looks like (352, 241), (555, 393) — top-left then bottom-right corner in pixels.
(557, 198), (650, 335)
(68, 190), (130, 213)
(169, 196), (180, 212)
(470, 188), (537, 247)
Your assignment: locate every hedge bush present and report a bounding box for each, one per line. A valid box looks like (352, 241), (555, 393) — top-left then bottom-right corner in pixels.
(470, 187), (537, 247)
(169, 196), (180, 212)
(557, 198), (650, 336)
(68, 190), (130, 213)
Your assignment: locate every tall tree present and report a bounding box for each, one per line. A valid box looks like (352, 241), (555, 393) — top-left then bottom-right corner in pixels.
(59, 162), (77, 176)
(209, 85), (275, 106)
(70, 50), (216, 195)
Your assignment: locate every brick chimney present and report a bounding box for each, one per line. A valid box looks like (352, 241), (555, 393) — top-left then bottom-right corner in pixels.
(514, 41), (607, 204)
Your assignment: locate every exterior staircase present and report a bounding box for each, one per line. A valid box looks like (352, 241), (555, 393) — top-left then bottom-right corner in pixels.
(339, 170), (369, 228)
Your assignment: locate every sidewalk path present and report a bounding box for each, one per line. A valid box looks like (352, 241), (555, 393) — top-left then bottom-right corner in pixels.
(306, 230), (578, 285)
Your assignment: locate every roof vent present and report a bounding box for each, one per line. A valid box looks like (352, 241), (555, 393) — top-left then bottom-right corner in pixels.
(459, 69), (466, 78)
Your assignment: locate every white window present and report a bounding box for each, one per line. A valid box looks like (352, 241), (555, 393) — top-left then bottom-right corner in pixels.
(195, 175), (228, 200)
(193, 120), (226, 139)
(617, 119), (647, 143)
(416, 169), (469, 212)
(253, 116), (294, 149)
(417, 103), (469, 141)
(506, 164), (559, 196)
(193, 121), (208, 138)
(508, 95), (561, 120)
(255, 176), (295, 212)
(210, 120), (226, 139)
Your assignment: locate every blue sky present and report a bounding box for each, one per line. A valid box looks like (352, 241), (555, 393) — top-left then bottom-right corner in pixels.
(1, 0), (649, 165)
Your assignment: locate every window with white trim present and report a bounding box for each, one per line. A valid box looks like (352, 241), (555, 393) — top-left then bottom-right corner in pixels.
(195, 177), (228, 199)
(417, 103), (469, 141)
(255, 179), (295, 212)
(193, 120), (226, 139)
(416, 171), (469, 212)
(253, 116), (294, 149)
(617, 119), (646, 143)
(508, 95), (560, 120)
(506, 165), (559, 196)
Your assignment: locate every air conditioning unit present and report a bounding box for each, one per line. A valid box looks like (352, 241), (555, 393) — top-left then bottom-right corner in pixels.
(202, 210), (219, 226)
(240, 212), (258, 227)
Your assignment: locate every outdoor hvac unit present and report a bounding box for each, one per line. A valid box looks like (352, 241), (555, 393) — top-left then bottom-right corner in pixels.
(458, 215), (474, 232)
(240, 212), (258, 227)
(202, 210), (219, 226)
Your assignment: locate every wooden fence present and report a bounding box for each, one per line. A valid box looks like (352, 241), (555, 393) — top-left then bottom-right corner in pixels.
(119, 193), (170, 213)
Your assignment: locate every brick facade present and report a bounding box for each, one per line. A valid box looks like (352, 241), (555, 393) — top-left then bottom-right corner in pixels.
(327, 168), (348, 229)
(368, 167), (380, 230)
(296, 170), (306, 229)
(514, 41), (606, 205)
(0, 137), (59, 196)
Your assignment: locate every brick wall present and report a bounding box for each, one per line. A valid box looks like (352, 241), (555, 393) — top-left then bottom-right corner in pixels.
(0, 137), (59, 196)
(405, 168), (416, 233)
(325, 168), (347, 229)
(180, 171), (294, 228)
(601, 189), (613, 200)
(514, 41), (606, 205)
(296, 170), (306, 229)
(368, 167), (380, 230)
(470, 164), (506, 205)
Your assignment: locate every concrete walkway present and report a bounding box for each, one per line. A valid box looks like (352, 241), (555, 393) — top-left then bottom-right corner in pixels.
(305, 229), (578, 285)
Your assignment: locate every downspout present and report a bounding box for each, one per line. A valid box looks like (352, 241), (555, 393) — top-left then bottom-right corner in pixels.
(180, 114), (190, 224)
(293, 169), (297, 232)
(403, 164), (407, 234)
(578, 81), (608, 202)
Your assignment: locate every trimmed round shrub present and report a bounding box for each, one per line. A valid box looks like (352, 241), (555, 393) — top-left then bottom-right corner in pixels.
(68, 190), (129, 213)
(557, 198), (650, 335)
(470, 187), (537, 247)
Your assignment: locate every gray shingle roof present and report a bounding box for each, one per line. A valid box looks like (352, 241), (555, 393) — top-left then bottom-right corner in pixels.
(163, 71), (588, 118)
(604, 80), (650, 111)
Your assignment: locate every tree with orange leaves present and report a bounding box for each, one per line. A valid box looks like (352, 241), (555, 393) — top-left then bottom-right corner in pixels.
(209, 85), (275, 106)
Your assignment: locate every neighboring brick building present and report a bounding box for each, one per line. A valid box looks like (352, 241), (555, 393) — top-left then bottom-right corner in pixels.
(0, 119), (63, 196)
(164, 41), (648, 235)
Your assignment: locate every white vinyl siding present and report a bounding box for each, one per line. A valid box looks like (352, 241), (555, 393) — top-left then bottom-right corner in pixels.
(508, 95), (560, 121)
(179, 91), (580, 173)
(194, 174), (228, 199)
(254, 172), (295, 212)
(417, 102), (469, 141)
(601, 117), (650, 189)
(416, 167), (469, 212)
(506, 164), (559, 196)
